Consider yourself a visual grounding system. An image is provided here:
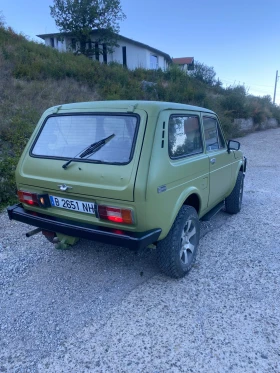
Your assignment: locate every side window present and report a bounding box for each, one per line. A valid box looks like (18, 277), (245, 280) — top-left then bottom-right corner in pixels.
(203, 117), (225, 151)
(217, 125), (225, 148)
(168, 115), (203, 158)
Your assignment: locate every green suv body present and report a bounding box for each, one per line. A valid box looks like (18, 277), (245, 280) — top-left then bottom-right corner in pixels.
(8, 101), (246, 278)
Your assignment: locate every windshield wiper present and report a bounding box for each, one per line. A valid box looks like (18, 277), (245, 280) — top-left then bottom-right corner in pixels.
(62, 134), (115, 169)
(79, 134), (115, 158)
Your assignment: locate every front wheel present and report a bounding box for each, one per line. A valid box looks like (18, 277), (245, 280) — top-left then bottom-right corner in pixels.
(225, 171), (244, 214)
(157, 206), (200, 278)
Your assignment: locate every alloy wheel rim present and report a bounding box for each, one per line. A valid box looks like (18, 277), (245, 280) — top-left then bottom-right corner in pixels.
(180, 218), (196, 265)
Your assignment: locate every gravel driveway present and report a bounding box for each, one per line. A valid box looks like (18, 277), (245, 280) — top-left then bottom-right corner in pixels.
(1, 128), (280, 373)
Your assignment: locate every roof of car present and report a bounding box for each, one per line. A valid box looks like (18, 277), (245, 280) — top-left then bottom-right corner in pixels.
(48, 101), (215, 115)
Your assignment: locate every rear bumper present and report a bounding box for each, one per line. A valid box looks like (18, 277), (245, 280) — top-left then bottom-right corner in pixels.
(7, 204), (161, 250)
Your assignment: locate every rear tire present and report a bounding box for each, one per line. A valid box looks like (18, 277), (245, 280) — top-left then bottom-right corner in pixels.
(157, 206), (200, 278)
(225, 171), (244, 214)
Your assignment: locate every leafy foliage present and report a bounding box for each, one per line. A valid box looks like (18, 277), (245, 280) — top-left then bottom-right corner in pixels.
(0, 109), (36, 205)
(220, 85), (248, 118)
(0, 10), (5, 27)
(50, 0), (126, 54)
(188, 61), (217, 86)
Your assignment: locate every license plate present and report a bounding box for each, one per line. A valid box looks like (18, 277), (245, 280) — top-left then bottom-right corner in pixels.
(49, 195), (95, 214)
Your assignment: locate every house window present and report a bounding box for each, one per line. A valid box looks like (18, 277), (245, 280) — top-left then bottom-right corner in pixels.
(95, 42), (99, 61)
(50, 37), (55, 48)
(71, 38), (76, 50)
(103, 44), (107, 64)
(188, 60), (195, 71)
(88, 39), (92, 50)
(168, 115), (203, 158)
(150, 55), (158, 69)
(122, 46), (127, 67)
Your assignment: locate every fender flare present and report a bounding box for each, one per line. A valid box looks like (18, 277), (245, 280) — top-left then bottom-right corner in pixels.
(169, 186), (202, 231)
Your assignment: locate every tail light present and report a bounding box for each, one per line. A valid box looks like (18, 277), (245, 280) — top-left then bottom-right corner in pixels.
(18, 191), (39, 206)
(17, 190), (51, 208)
(98, 205), (134, 224)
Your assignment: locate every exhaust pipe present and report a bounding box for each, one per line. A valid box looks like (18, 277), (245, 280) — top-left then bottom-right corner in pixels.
(26, 227), (42, 237)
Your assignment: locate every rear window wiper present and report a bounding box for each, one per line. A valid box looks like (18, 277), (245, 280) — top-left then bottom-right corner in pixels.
(62, 134), (115, 169)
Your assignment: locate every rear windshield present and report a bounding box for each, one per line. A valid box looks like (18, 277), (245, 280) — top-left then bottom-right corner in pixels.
(31, 114), (139, 164)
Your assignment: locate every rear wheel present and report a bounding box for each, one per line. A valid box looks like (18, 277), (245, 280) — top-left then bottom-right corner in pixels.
(225, 171), (244, 214)
(157, 206), (200, 278)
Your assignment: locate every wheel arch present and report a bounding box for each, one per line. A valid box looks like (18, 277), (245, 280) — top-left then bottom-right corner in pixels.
(239, 156), (247, 173)
(233, 160), (245, 184)
(182, 193), (200, 214)
(166, 188), (201, 237)
(226, 160), (245, 199)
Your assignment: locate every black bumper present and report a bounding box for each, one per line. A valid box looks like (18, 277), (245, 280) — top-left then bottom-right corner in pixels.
(7, 204), (161, 250)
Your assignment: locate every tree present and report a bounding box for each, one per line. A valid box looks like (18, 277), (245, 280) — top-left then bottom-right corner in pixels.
(0, 11), (5, 27)
(50, 0), (126, 55)
(188, 61), (217, 86)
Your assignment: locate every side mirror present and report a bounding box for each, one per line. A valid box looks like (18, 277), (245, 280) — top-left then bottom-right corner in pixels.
(227, 140), (240, 153)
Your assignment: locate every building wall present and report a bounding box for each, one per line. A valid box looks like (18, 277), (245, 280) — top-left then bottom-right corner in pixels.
(108, 40), (167, 70)
(44, 36), (67, 52)
(114, 40), (146, 69)
(42, 35), (169, 70)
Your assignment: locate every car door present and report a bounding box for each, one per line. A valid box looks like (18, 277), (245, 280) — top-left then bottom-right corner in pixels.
(202, 115), (234, 207)
(146, 110), (210, 225)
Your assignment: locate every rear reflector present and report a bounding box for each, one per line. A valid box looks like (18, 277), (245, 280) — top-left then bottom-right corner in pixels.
(98, 205), (134, 224)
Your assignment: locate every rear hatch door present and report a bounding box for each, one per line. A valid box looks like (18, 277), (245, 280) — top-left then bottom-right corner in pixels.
(17, 108), (147, 202)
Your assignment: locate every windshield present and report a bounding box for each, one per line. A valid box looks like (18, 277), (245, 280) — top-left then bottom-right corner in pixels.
(31, 114), (139, 164)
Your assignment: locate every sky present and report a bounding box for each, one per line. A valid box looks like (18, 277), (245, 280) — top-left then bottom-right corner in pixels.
(1, 0), (280, 104)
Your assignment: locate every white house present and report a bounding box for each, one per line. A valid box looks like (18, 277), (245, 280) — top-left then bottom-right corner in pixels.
(37, 30), (172, 71)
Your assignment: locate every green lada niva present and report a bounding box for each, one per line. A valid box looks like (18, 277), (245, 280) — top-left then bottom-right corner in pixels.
(7, 101), (246, 278)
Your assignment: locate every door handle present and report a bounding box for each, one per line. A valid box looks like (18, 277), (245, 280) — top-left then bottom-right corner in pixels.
(210, 158), (216, 164)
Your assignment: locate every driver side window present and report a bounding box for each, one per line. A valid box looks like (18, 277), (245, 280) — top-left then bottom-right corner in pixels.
(202, 116), (225, 151)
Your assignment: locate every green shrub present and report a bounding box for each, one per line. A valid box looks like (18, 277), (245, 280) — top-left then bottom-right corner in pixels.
(220, 85), (248, 119)
(245, 95), (274, 125)
(0, 109), (38, 206)
(0, 154), (18, 206)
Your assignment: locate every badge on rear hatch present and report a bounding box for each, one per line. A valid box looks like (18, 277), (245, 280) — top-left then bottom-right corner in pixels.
(58, 184), (73, 192)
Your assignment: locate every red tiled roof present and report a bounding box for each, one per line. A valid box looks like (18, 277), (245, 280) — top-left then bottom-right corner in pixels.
(172, 57), (194, 65)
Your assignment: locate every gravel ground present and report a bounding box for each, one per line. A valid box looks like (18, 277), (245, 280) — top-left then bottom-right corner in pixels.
(1, 128), (280, 373)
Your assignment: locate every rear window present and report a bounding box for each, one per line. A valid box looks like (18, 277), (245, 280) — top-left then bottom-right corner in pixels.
(31, 114), (139, 164)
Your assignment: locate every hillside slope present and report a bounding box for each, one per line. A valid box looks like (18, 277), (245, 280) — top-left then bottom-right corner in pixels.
(0, 25), (279, 206)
